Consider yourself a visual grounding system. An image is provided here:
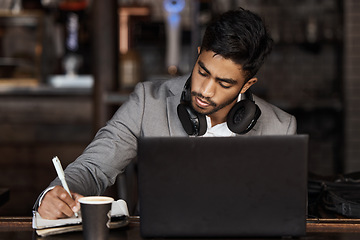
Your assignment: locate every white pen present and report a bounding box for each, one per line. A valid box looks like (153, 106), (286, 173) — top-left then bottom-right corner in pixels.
(52, 156), (79, 217)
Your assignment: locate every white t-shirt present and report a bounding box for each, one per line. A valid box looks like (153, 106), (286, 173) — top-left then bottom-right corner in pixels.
(202, 115), (236, 137)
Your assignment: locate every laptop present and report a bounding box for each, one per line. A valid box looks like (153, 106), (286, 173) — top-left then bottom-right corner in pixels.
(137, 135), (308, 238)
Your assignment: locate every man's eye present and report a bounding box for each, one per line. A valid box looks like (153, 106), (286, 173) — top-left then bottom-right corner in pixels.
(219, 82), (231, 89)
(198, 70), (207, 77)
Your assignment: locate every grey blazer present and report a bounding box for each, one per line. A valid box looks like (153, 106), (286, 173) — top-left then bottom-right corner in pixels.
(43, 75), (296, 198)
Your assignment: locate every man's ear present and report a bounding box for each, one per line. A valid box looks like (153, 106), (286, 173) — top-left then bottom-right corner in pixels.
(240, 77), (257, 94)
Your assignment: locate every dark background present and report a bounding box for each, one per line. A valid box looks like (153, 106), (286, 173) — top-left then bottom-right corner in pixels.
(0, 0), (358, 216)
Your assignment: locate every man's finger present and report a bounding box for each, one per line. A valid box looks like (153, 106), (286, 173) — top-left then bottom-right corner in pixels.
(71, 192), (84, 213)
(38, 186), (78, 219)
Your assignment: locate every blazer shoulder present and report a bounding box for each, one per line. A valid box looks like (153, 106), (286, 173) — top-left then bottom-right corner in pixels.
(253, 95), (297, 134)
(141, 74), (188, 98)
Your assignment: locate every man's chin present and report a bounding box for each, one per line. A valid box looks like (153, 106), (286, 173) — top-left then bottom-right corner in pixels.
(192, 105), (215, 116)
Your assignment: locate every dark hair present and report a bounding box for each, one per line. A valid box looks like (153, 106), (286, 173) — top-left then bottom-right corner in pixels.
(200, 8), (273, 81)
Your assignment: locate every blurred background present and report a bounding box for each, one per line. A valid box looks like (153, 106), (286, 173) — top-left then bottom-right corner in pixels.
(0, 0), (358, 216)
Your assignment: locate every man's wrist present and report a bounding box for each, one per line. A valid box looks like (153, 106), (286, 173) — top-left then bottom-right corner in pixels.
(38, 186), (55, 207)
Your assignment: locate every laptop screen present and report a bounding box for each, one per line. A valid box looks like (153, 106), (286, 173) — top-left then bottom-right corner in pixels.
(137, 135), (308, 238)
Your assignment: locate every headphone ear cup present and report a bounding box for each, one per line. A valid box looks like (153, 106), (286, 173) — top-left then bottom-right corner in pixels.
(227, 99), (259, 134)
(196, 113), (207, 136)
(177, 103), (207, 136)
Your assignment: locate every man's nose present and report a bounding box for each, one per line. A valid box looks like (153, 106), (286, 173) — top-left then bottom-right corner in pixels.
(200, 79), (216, 98)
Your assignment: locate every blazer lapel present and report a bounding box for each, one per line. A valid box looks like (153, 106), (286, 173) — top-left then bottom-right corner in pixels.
(167, 94), (187, 136)
(166, 77), (188, 137)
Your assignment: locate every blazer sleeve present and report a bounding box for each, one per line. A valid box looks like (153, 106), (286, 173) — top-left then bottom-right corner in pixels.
(287, 115), (297, 135)
(45, 82), (147, 197)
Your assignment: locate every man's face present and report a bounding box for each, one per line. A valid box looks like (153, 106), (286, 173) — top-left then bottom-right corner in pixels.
(190, 50), (256, 123)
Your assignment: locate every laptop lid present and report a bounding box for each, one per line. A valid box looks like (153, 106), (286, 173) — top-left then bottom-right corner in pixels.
(137, 135), (308, 238)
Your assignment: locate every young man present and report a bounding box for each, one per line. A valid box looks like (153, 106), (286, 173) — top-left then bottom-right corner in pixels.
(36, 8), (296, 219)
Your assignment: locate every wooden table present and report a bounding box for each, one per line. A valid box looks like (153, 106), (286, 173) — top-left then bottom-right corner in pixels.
(2, 216), (360, 239)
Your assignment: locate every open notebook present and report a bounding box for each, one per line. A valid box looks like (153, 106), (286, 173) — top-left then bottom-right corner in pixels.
(32, 199), (129, 236)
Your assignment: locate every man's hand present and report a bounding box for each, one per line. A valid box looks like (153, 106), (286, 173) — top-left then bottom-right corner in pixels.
(38, 185), (83, 220)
